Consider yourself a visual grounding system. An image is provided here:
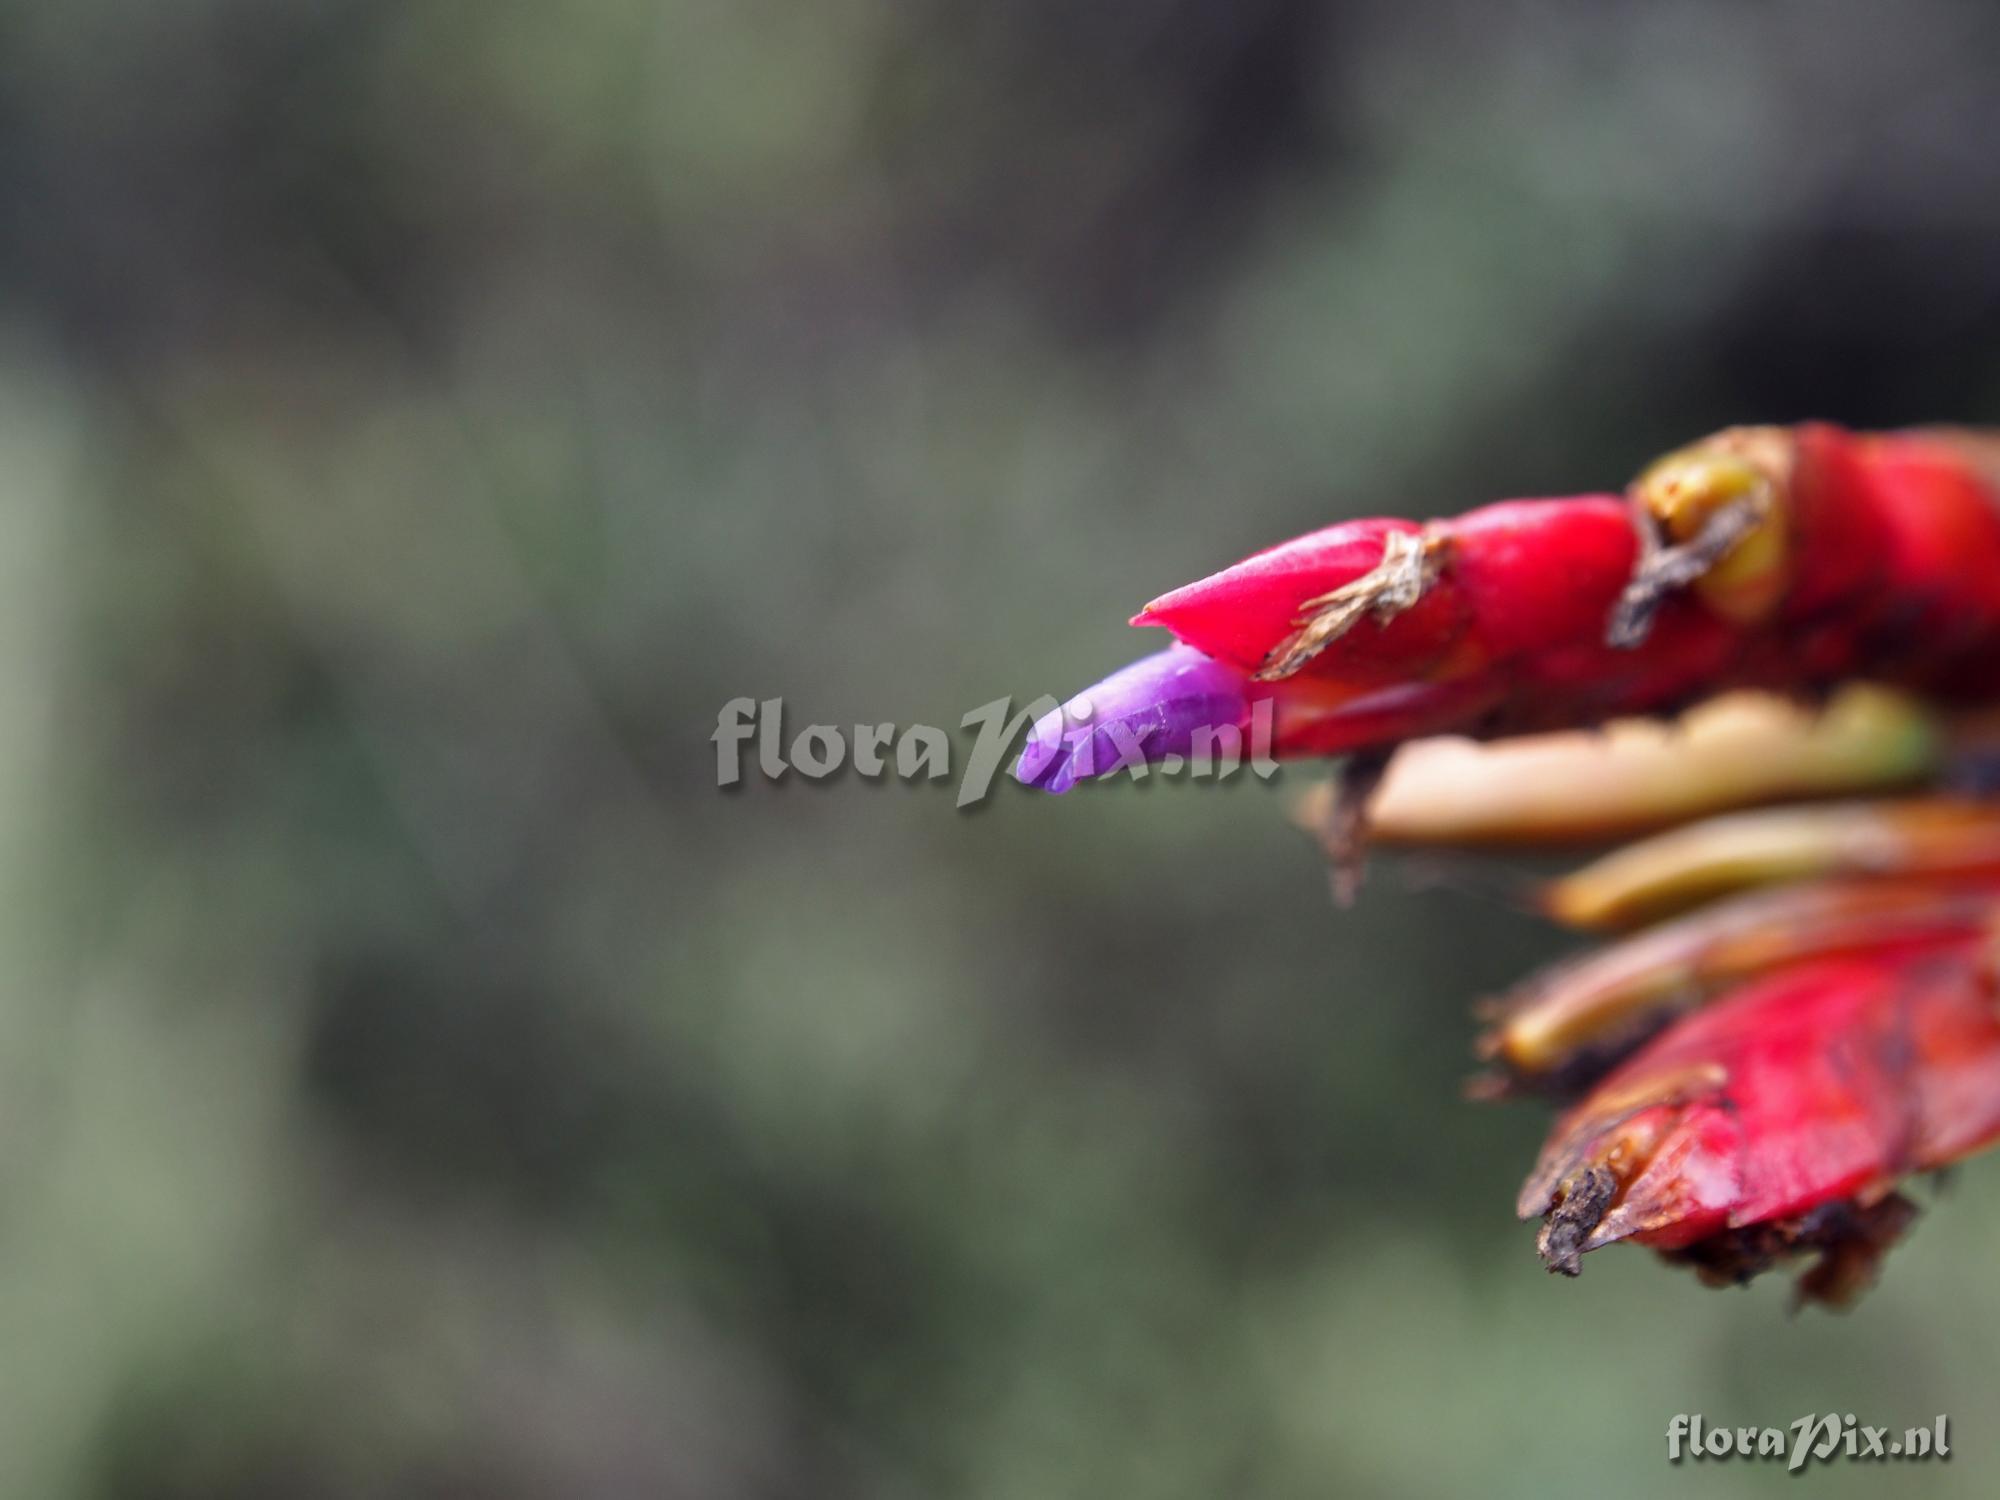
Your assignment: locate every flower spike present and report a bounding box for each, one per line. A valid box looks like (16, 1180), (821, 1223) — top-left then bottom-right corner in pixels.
(1018, 422), (2000, 1304)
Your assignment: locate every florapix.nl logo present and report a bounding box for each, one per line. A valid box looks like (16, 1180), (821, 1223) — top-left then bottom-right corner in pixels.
(712, 694), (1278, 808)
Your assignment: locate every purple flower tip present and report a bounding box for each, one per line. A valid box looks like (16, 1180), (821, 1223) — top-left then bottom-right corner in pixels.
(1013, 645), (1252, 794)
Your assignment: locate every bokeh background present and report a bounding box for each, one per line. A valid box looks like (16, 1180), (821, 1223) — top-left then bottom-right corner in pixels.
(8, 1), (2000, 1495)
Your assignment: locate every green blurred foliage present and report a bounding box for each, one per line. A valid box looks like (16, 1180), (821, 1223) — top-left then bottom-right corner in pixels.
(1, 0), (1999, 1495)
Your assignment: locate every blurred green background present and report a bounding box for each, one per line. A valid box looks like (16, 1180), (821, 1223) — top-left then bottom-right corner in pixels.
(7, 1), (2000, 1495)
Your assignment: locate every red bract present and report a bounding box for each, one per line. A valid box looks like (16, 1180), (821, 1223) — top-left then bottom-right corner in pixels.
(1521, 940), (2000, 1305)
(1019, 422), (2000, 1304)
(1134, 497), (1644, 685)
(1129, 493), (1749, 752)
(1117, 425), (2000, 763)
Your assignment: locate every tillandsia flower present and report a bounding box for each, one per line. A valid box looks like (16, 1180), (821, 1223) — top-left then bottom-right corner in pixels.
(1014, 645), (1259, 794)
(1010, 641), (1501, 796)
(1018, 422), (2000, 1306)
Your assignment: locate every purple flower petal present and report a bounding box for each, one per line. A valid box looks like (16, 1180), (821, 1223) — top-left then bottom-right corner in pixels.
(1014, 645), (1252, 794)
